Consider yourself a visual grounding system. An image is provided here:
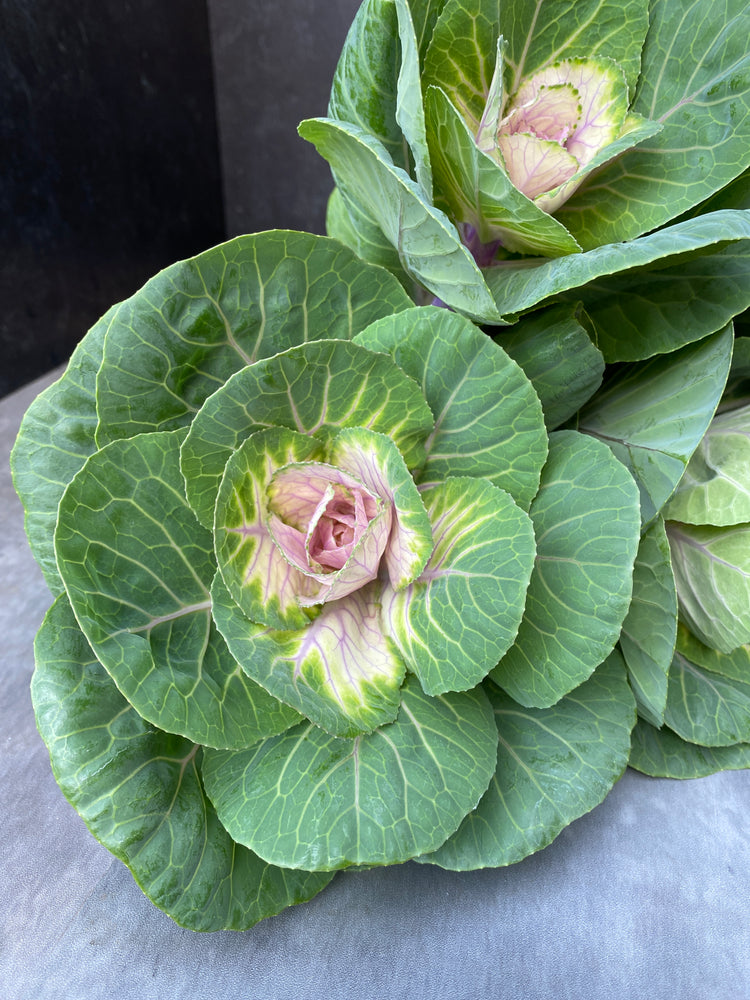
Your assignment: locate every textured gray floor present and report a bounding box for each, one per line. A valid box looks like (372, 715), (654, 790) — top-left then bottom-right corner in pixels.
(3, 371), (750, 1000)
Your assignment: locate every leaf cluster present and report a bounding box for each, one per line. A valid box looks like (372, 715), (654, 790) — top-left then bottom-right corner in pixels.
(11, 0), (750, 931)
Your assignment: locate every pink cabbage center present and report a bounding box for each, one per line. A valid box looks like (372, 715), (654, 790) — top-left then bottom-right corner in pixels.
(493, 58), (627, 207)
(265, 462), (393, 605)
(306, 482), (379, 571)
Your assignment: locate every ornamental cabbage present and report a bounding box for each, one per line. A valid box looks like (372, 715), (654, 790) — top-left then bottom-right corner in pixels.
(13, 232), (652, 929)
(665, 395), (750, 653)
(300, 0), (750, 326)
(12, 1), (750, 934)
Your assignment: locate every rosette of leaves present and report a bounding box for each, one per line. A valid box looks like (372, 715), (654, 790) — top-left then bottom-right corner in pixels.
(300, 0), (750, 346)
(13, 230), (658, 929)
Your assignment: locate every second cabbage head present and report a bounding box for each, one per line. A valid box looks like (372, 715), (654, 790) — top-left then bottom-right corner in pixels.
(300, 0), (750, 325)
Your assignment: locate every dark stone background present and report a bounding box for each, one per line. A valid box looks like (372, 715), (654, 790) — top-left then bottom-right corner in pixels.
(206, 0), (359, 237)
(1, 0), (359, 397)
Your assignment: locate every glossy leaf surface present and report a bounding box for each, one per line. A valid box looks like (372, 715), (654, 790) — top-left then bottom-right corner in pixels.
(10, 305), (115, 592)
(495, 303), (604, 429)
(32, 595), (332, 931)
(424, 652), (635, 869)
(354, 305), (548, 507)
(55, 430), (300, 748)
(575, 241), (750, 363)
(665, 403), (750, 526)
(630, 718), (750, 778)
(490, 430), (640, 708)
(382, 476), (535, 695)
(619, 518), (677, 728)
(578, 327), (733, 524)
(482, 211), (750, 322)
(664, 644), (750, 746)
(95, 232), (412, 445)
(667, 521), (750, 653)
(201, 675), (498, 870)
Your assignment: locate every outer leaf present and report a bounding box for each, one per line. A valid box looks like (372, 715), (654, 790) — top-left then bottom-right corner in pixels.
(424, 83), (582, 255)
(10, 303), (116, 593)
(577, 326), (733, 524)
(667, 520), (750, 653)
(328, 0), (407, 171)
(395, 0), (433, 194)
(326, 186), (414, 291)
(664, 403), (750, 526)
(213, 428), (327, 632)
(54, 429), (301, 748)
(490, 430), (640, 708)
(630, 718), (750, 778)
(495, 303), (604, 429)
(181, 338), (435, 529)
(423, 0), (502, 133)
(481, 210), (750, 322)
(200, 675), (498, 870)
(95, 231), (412, 445)
(502, 0), (649, 98)
(354, 305), (548, 508)
(382, 477), (535, 695)
(619, 517), (677, 728)
(407, 0), (449, 63)
(329, 0), (433, 195)
(675, 623), (750, 684)
(422, 651), (636, 870)
(211, 573), (406, 738)
(664, 646), (750, 747)
(31, 595), (332, 931)
(557, 0), (750, 247)
(573, 241), (750, 363)
(298, 117), (502, 321)
(681, 165), (750, 218)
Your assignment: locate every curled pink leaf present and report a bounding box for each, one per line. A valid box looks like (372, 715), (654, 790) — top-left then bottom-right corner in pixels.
(493, 57), (630, 210)
(266, 461), (393, 605)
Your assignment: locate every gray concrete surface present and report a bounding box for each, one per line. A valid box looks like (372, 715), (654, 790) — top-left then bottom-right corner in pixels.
(2, 370), (749, 1000)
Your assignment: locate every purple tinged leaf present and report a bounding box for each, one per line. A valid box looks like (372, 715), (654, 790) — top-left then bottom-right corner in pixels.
(266, 461), (393, 605)
(496, 133), (579, 200)
(214, 428), (327, 631)
(211, 573), (405, 737)
(501, 83), (582, 144)
(291, 583), (403, 718)
(307, 483), (373, 571)
(494, 57), (631, 211)
(329, 426), (434, 590)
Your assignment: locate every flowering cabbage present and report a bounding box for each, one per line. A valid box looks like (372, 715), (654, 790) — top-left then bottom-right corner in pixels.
(12, 1), (750, 935)
(13, 232), (659, 927)
(300, 0), (750, 330)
